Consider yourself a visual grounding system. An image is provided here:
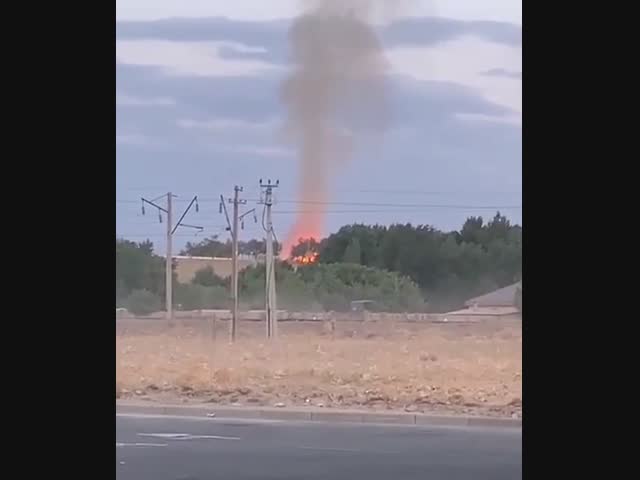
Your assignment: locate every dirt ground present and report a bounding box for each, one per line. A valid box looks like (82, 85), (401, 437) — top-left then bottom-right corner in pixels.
(116, 319), (522, 418)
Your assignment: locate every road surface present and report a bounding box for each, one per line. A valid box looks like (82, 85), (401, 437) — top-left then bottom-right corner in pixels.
(116, 413), (521, 480)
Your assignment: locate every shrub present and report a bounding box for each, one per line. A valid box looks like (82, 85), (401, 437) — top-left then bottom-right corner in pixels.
(175, 284), (230, 310)
(126, 289), (161, 316)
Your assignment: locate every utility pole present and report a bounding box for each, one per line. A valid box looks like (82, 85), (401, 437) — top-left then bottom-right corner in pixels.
(220, 187), (250, 343)
(141, 193), (202, 327)
(231, 186), (241, 342)
(166, 192), (173, 325)
(260, 179), (279, 339)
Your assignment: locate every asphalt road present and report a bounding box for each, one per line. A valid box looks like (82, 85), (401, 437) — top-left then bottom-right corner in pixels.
(116, 414), (521, 480)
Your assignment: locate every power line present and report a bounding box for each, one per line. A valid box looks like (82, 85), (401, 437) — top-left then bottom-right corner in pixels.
(334, 188), (522, 196)
(271, 208), (521, 215)
(272, 200), (522, 209)
(117, 221), (227, 228)
(118, 198), (521, 210)
(118, 186), (521, 195)
(116, 233), (210, 238)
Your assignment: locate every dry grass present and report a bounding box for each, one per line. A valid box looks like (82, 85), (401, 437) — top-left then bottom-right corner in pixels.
(116, 320), (521, 417)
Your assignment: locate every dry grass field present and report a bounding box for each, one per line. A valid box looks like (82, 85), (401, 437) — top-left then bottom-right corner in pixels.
(116, 319), (522, 418)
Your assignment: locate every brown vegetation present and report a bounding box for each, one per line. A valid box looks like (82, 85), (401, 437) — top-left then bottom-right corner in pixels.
(116, 320), (521, 418)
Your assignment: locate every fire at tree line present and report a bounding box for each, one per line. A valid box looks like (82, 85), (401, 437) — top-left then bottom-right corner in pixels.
(116, 213), (521, 315)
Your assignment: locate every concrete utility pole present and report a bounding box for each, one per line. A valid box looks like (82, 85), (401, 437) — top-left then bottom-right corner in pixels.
(166, 192), (173, 325)
(260, 179), (279, 339)
(141, 193), (202, 327)
(220, 187), (248, 342)
(231, 186), (241, 342)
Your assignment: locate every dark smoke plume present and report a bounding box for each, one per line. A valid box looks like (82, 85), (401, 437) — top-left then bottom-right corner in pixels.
(281, 1), (401, 257)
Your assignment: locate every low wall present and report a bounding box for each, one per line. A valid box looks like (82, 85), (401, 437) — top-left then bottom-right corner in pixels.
(115, 309), (517, 324)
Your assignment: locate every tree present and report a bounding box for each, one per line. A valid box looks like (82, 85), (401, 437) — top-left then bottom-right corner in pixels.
(319, 224), (385, 266)
(182, 236), (230, 257)
(116, 238), (165, 299)
(315, 216), (522, 311)
(460, 216), (485, 245)
(182, 236), (281, 257)
(192, 267), (228, 288)
(116, 214), (522, 313)
(343, 237), (361, 264)
(291, 238), (323, 258)
(485, 212), (511, 244)
(296, 263), (426, 312)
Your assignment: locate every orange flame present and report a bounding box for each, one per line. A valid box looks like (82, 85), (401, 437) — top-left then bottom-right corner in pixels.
(281, 219), (324, 260)
(291, 251), (319, 266)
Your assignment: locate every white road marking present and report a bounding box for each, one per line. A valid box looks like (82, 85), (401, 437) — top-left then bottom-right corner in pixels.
(116, 442), (167, 448)
(138, 433), (241, 441)
(116, 412), (282, 424)
(298, 446), (362, 453)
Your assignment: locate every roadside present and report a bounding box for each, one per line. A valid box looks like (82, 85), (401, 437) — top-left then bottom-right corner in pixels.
(116, 399), (522, 428)
(117, 320), (522, 419)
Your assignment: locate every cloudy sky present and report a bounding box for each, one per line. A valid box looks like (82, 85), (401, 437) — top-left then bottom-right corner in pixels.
(116, 0), (522, 250)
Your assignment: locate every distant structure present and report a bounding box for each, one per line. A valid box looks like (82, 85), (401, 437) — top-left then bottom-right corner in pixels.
(464, 282), (521, 309)
(445, 282), (522, 320)
(172, 255), (263, 283)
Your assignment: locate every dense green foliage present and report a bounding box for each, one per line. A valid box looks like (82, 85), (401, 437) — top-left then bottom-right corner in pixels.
(116, 213), (521, 313)
(237, 262), (425, 312)
(192, 267), (229, 288)
(116, 238), (165, 307)
(310, 213), (521, 310)
(182, 236), (281, 257)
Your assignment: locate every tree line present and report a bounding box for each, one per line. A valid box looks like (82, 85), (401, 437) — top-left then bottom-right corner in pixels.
(303, 213), (521, 310)
(116, 213), (521, 314)
(115, 238), (423, 314)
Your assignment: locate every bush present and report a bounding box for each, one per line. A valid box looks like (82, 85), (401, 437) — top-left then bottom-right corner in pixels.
(116, 280), (127, 308)
(175, 283), (229, 310)
(192, 267), (228, 288)
(126, 289), (161, 316)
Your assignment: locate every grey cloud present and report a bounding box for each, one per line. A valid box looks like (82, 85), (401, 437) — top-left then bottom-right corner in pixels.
(382, 17), (521, 48)
(116, 63), (520, 199)
(116, 17), (289, 45)
(366, 118), (521, 194)
(116, 62), (513, 137)
(115, 63), (520, 214)
(391, 77), (512, 127)
(481, 68), (522, 80)
(116, 62), (281, 123)
(116, 16), (522, 67)
(115, 61), (520, 170)
(217, 44), (282, 63)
